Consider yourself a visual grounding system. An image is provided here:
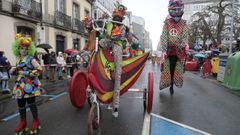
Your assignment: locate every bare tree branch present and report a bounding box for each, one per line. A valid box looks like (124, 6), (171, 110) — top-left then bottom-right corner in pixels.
(188, 0), (239, 50)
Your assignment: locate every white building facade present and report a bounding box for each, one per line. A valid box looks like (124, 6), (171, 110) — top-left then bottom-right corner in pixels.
(144, 30), (152, 52)
(92, 0), (122, 19)
(0, 0), (42, 63)
(132, 15), (145, 50)
(0, 0), (93, 64)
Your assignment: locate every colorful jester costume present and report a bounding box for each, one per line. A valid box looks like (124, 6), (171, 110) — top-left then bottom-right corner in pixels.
(12, 35), (44, 98)
(12, 34), (43, 134)
(160, 0), (189, 94)
(13, 56), (43, 98)
(105, 2), (128, 117)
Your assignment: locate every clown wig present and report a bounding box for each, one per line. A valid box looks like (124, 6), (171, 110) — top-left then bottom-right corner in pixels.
(12, 34), (36, 58)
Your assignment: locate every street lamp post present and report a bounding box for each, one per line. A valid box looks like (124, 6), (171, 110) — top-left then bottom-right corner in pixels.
(229, 0), (235, 54)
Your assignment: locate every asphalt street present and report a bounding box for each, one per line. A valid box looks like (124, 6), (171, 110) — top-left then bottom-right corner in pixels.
(0, 61), (240, 135)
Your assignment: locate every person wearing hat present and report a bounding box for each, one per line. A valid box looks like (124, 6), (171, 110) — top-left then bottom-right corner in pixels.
(104, 2), (130, 117)
(159, 0), (189, 95)
(11, 34), (44, 134)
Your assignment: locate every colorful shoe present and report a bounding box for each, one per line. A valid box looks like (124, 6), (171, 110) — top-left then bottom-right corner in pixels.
(15, 119), (28, 135)
(30, 117), (41, 134)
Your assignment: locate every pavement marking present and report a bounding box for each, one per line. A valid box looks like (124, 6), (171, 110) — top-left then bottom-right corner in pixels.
(49, 92), (68, 101)
(40, 94), (55, 97)
(142, 112), (151, 135)
(128, 88), (143, 92)
(151, 113), (211, 135)
(1, 92), (68, 122)
(122, 97), (143, 99)
(2, 108), (30, 122)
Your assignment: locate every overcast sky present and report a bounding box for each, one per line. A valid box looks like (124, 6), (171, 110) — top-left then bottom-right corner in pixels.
(122, 0), (169, 50)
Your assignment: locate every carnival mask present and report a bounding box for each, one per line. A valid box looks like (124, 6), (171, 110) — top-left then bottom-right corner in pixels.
(168, 0), (184, 22)
(172, 17), (181, 22)
(112, 2), (127, 21)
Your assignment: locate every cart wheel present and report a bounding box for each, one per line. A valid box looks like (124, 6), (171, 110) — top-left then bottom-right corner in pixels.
(69, 71), (88, 108)
(87, 103), (101, 135)
(147, 72), (154, 113)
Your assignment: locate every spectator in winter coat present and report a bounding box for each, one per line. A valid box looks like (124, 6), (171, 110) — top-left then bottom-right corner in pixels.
(0, 51), (11, 94)
(56, 52), (66, 80)
(42, 49), (50, 80)
(49, 51), (57, 81)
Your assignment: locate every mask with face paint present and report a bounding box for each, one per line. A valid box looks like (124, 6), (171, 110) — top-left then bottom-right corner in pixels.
(172, 17), (181, 22)
(168, 0), (184, 22)
(112, 2), (127, 22)
(19, 46), (27, 56)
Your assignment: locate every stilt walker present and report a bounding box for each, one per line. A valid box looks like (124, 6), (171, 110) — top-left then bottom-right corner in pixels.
(12, 34), (44, 134)
(104, 2), (128, 117)
(159, 0), (189, 95)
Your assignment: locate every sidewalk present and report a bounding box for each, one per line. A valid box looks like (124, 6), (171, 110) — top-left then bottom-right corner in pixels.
(0, 74), (70, 101)
(190, 71), (240, 97)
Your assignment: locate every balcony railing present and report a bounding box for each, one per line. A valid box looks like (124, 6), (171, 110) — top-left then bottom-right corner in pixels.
(72, 18), (85, 33)
(12, 0), (42, 22)
(43, 14), (54, 25)
(54, 11), (71, 30)
(0, 0), (13, 13)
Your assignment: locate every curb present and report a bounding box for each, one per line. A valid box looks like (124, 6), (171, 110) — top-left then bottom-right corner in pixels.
(0, 94), (12, 101)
